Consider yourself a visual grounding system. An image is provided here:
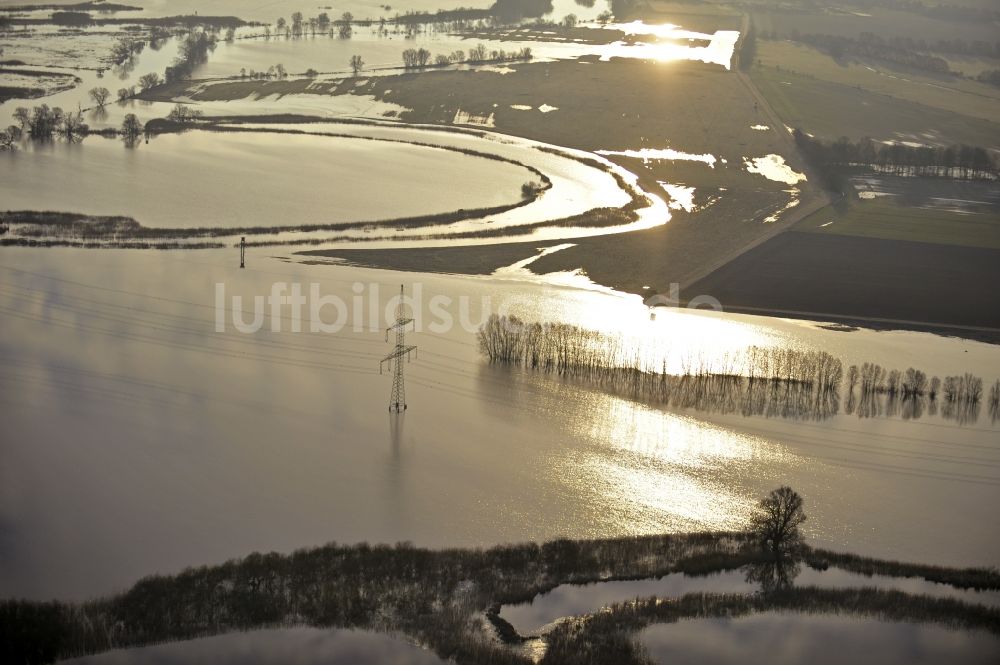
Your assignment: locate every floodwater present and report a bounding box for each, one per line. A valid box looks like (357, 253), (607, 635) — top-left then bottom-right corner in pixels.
(1, 12), (738, 129)
(640, 612), (1000, 665)
(0, 120), (663, 245)
(191, 21), (739, 81)
(0, 247), (998, 603)
(60, 627), (445, 665)
(743, 154), (807, 185)
(500, 567), (1000, 635)
(0, 28), (185, 129)
(0, 128), (534, 229)
(596, 147), (718, 167)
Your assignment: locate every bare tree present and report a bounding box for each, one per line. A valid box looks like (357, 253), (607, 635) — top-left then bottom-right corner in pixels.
(88, 86), (111, 108)
(59, 111), (88, 141)
(349, 54), (364, 77)
(138, 72), (161, 91)
(339, 11), (353, 38)
(13, 106), (31, 129)
(120, 113), (143, 146)
(0, 127), (16, 151)
(750, 486), (806, 555)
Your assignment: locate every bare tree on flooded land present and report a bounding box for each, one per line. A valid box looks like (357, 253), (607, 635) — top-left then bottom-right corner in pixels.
(59, 111), (87, 142)
(350, 54), (364, 77)
(138, 72), (161, 91)
(110, 36), (143, 66)
(120, 113), (143, 147)
(166, 104), (203, 124)
(339, 12), (353, 39)
(751, 486), (807, 556)
(0, 126), (18, 151)
(13, 107), (31, 131)
(16, 104), (64, 139)
(88, 86), (110, 108)
(794, 130), (998, 188)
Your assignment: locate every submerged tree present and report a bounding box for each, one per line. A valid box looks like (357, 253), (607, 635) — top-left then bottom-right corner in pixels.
(0, 126), (17, 151)
(349, 54), (364, 77)
(138, 72), (161, 91)
(13, 106), (31, 130)
(59, 111), (88, 141)
(750, 486), (807, 555)
(27, 104), (63, 138)
(88, 86), (110, 108)
(339, 12), (353, 39)
(120, 113), (143, 147)
(744, 555), (801, 594)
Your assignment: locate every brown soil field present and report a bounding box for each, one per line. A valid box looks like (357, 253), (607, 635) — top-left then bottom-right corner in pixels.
(685, 231), (1000, 338)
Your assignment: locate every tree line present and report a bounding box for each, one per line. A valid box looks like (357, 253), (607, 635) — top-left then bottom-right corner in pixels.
(478, 315), (996, 425)
(479, 314), (842, 388)
(793, 32), (952, 75)
(845, 363), (991, 423)
(403, 44), (532, 69)
(793, 130), (997, 192)
(2, 103), (146, 149)
(164, 30), (217, 83)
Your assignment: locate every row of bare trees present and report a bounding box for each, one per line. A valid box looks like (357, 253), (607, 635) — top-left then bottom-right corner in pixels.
(847, 363), (985, 403)
(402, 44), (532, 69)
(479, 315), (842, 386)
(794, 130), (997, 181)
(479, 316), (996, 424)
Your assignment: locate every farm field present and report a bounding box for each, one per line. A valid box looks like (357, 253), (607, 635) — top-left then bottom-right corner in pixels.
(750, 64), (1000, 145)
(797, 196), (1000, 249)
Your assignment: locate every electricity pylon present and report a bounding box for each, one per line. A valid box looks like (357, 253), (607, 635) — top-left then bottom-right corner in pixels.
(380, 285), (417, 412)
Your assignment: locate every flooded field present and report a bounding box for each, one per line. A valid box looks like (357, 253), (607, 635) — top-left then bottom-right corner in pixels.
(501, 567), (1000, 635)
(1, 247), (997, 602)
(0, 119), (665, 244)
(640, 612), (1000, 664)
(62, 627), (445, 665)
(0, 128), (536, 229)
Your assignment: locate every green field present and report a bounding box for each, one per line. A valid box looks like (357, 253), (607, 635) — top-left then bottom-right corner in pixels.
(750, 63), (1000, 145)
(797, 197), (1000, 249)
(754, 40), (1000, 124)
